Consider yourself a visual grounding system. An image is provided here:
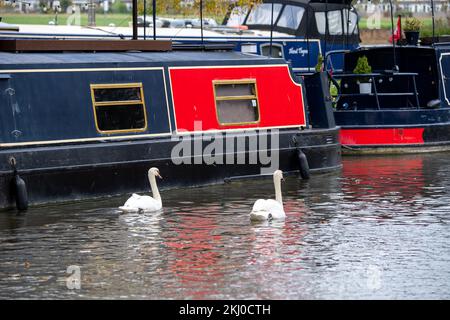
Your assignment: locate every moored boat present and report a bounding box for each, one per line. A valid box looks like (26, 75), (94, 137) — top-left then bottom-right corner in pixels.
(0, 39), (341, 210)
(328, 40), (450, 154)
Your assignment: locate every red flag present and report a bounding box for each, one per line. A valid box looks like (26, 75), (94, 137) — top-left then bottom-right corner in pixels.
(389, 16), (402, 43)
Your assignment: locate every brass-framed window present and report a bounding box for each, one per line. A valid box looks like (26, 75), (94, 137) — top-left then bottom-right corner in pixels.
(213, 79), (260, 126)
(90, 83), (148, 134)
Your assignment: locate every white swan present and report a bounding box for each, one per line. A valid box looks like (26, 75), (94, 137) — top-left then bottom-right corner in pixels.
(250, 170), (286, 221)
(119, 167), (163, 213)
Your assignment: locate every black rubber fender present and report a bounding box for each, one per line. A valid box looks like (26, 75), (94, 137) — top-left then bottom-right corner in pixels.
(297, 149), (310, 180)
(12, 173), (28, 211)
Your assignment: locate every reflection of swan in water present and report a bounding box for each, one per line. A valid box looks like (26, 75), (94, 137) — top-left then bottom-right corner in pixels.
(250, 170), (286, 221)
(119, 168), (163, 213)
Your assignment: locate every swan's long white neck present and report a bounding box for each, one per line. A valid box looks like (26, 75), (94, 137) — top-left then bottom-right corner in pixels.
(149, 173), (161, 202)
(274, 176), (283, 206)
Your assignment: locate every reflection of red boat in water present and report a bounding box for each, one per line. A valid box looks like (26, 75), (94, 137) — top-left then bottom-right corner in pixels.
(342, 156), (425, 201)
(161, 196), (311, 298)
(163, 213), (224, 298)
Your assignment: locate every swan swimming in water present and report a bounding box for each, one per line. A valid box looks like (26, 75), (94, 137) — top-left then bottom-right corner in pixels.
(119, 167), (162, 213)
(250, 170), (286, 221)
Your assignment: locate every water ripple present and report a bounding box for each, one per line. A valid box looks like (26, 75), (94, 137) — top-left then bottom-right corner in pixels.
(0, 154), (450, 299)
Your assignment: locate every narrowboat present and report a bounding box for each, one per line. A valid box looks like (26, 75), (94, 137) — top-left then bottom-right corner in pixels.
(0, 39), (341, 210)
(0, 0), (359, 73)
(327, 38), (450, 154)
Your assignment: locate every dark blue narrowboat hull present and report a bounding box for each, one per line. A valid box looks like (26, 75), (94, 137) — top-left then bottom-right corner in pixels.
(0, 128), (341, 210)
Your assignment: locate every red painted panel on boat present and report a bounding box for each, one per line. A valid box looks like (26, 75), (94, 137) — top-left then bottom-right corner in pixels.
(169, 66), (306, 132)
(340, 128), (425, 145)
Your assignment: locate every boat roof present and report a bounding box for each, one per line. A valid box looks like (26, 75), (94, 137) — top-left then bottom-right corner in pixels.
(0, 22), (19, 32)
(0, 50), (280, 69)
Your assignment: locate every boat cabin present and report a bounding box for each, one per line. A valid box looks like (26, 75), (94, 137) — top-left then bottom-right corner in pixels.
(330, 42), (450, 152)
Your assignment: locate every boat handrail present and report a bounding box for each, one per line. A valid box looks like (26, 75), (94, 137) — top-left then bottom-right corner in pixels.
(324, 49), (350, 74)
(332, 72), (421, 110)
(333, 72), (419, 78)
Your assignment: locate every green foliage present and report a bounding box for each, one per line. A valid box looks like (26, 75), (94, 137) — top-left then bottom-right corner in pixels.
(404, 17), (422, 32)
(353, 56), (372, 75)
(420, 17), (450, 37)
(353, 56), (372, 82)
(112, 0), (128, 14)
(137, 0), (261, 18)
(315, 54), (324, 73)
(38, 0), (48, 14)
(60, 0), (72, 12)
(395, 10), (413, 18)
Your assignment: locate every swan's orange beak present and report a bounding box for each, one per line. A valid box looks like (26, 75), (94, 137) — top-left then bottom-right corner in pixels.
(156, 172), (163, 179)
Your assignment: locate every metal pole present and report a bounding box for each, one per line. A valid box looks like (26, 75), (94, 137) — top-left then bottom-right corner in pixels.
(153, 0), (156, 40)
(389, 0), (398, 71)
(324, 0), (328, 56)
(345, 2), (350, 49)
(431, 0), (436, 42)
(200, 0), (204, 46)
(144, 0), (146, 40)
(306, 5), (310, 72)
(269, 2), (274, 58)
(132, 0), (138, 40)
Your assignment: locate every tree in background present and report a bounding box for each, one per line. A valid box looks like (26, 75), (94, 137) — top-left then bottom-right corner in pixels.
(60, 0), (73, 12)
(112, 0), (128, 14)
(137, 0), (261, 19)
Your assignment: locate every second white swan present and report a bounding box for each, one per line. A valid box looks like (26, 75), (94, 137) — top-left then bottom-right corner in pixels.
(119, 167), (163, 213)
(250, 170), (286, 221)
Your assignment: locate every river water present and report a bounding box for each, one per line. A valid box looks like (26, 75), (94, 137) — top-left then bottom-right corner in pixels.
(0, 154), (449, 299)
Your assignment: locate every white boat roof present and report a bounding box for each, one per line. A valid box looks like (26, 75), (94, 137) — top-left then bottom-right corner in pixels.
(4, 24), (294, 40)
(0, 22), (19, 32)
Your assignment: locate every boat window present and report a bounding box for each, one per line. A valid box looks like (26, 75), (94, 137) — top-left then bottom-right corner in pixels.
(327, 10), (343, 35)
(261, 43), (284, 58)
(214, 80), (260, 126)
(90, 83), (147, 133)
(93, 87), (141, 102)
(226, 7), (249, 27)
(343, 9), (358, 35)
(246, 3), (283, 25)
(277, 5), (305, 30)
(315, 12), (326, 34)
(315, 11), (344, 35)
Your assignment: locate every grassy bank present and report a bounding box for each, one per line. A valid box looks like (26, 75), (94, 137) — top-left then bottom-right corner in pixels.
(359, 17), (450, 36)
(1, 13), (132, 27)
(3, 13), (449, 36)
